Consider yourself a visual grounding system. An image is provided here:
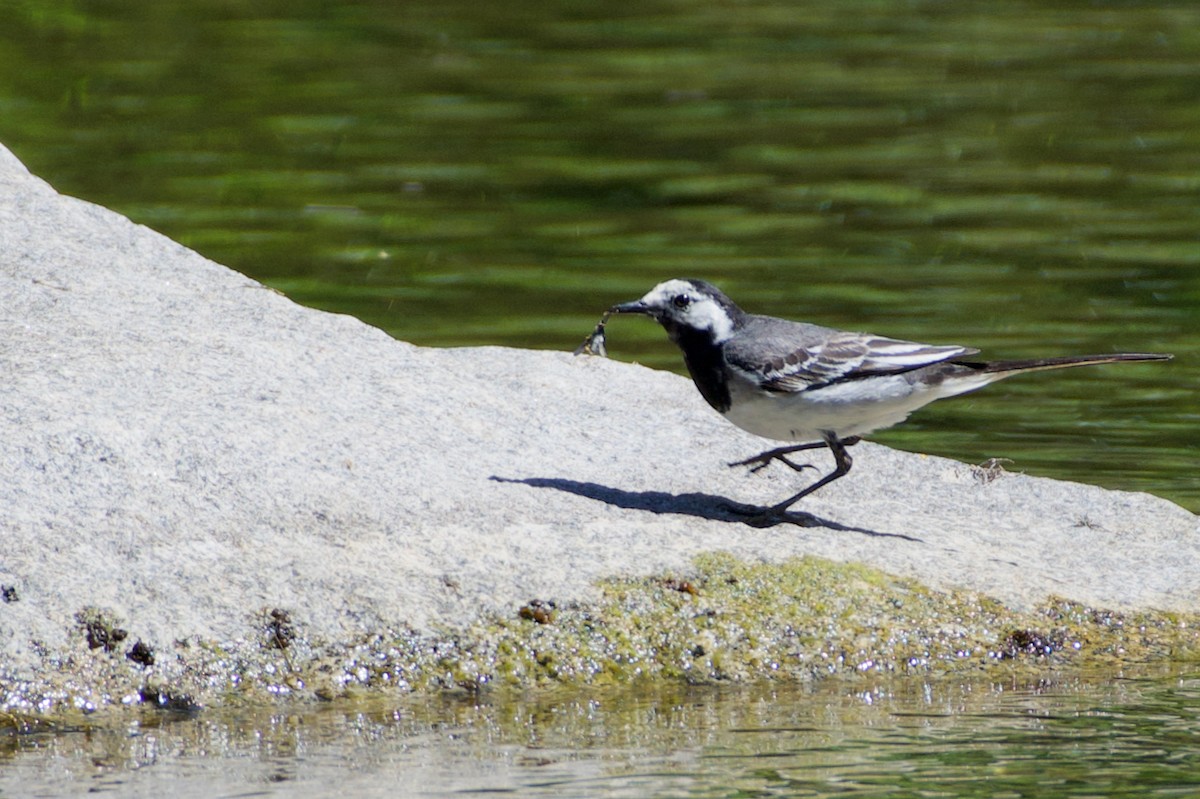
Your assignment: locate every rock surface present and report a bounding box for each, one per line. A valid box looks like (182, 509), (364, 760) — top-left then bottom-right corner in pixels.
(1, 142), (1197, 687)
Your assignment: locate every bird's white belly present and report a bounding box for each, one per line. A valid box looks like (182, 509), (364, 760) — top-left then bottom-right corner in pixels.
(721, 374), (981, 443)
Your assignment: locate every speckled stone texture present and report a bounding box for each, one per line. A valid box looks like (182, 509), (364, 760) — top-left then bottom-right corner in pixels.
(1, 141), (1196, 687)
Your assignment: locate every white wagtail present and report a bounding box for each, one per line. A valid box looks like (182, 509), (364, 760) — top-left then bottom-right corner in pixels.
(575, 278), (1171, 515)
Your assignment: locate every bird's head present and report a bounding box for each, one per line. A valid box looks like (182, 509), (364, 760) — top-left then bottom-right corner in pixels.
(609, 278), (744, 345)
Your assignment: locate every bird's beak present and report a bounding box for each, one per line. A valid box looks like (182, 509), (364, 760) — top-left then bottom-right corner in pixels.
(608, 300), (651, 315)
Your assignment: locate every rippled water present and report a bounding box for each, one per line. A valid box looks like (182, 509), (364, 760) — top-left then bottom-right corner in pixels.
(4, 668), (1200, 797)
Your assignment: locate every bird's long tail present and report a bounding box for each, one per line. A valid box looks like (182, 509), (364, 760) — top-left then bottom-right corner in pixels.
(919, 352), (1170, 400)
(961, 352), (1172, 376)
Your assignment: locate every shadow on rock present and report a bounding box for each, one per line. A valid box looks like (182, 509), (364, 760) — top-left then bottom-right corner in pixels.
(491, 476), (922, 541)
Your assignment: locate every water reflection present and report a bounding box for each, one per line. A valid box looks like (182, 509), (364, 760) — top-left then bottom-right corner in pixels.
(3, 669), (1199, 797)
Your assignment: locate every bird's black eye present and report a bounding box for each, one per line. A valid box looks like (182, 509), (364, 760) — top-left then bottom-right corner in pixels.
(672, 294), (692, 309)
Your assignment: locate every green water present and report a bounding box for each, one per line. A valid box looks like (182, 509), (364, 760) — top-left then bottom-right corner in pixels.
(3, 669), (1200, 797)
(0, 0), (1196, 507)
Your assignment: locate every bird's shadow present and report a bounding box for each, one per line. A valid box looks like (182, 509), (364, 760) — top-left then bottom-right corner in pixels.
(491, 476), (922, 542)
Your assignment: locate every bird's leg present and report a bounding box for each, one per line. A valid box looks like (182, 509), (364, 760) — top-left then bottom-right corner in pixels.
(722, 433), (859, 524)
(767, 433), (855, 514)
(730, 436), (860, 474)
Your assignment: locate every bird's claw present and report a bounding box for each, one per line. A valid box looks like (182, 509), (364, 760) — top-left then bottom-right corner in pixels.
(729, 454), (815, 474)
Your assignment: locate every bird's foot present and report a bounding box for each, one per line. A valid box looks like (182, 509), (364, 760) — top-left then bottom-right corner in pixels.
(728, 452), (815, 474)
(719, 501), (821, 528)
(719, 500), (782, 527)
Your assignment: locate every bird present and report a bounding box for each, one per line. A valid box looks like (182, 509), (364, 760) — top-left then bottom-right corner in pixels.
(575, 278), (1171, 516)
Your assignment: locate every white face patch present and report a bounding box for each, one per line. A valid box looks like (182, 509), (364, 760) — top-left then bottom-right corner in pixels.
(641, 280), (736, 343)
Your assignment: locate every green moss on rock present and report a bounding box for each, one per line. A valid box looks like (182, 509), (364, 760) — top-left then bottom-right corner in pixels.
(6, 552), (1200, 720)
(414, 552), (1200, 690)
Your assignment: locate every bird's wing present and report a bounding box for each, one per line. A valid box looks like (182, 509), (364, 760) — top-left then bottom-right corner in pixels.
(725, 317), (977, 393)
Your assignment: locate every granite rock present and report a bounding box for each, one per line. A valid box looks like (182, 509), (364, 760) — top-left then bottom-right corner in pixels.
(1, 142), (1196, 683)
